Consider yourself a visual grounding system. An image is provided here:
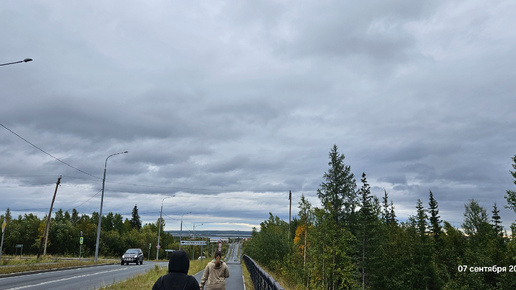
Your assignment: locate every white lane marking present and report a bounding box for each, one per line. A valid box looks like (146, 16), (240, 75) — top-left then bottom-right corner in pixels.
(6, 267), (129, 290)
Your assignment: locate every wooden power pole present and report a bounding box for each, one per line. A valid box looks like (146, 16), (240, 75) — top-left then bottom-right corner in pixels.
(288, 190), (292, 240)
(37, 176), (61, 259)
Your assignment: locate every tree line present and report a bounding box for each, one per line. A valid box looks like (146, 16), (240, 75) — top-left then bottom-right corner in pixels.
(244, 145), (516, 289)
(0, 205), (181, 259)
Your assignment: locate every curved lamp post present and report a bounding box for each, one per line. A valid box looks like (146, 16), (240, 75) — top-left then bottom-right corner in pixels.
(156, 195), (175, 260)
(192, 223), (203, 260)
(94, 151), (128, 263)
(0, 58), (33, 66)
(179, 212), (191, 250)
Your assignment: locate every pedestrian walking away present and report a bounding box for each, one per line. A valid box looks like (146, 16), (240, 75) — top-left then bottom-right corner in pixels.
(153, 250), (200, 290)
(200, 250), (230, 290)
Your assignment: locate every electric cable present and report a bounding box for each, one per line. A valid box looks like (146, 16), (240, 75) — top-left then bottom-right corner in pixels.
(0, 122), (101, 180)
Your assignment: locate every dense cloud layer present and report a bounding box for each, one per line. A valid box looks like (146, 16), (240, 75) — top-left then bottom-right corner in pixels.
(1, 0), (516, 231)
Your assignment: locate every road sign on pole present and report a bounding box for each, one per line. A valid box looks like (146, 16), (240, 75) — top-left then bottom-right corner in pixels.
(2, 221), (5, 233)
(181, 241), (207, 246)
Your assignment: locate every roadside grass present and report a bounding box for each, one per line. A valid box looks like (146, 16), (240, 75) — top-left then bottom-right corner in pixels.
(0, 256), (98, 275)
(101, 259), (210, 289)
(262, 266), (299, 290)
(241, 260), (254, 290)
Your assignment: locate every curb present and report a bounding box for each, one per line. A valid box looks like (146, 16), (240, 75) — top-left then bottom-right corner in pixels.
(0, 262), (117, 279)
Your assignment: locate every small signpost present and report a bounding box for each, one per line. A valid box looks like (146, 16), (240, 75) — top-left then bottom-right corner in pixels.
(79, 232), (83, 259)
(15, 244), (23, 257)
(148, 243), (151, 260)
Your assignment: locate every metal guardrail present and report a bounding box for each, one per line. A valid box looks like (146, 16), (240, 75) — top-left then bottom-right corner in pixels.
(243, 255), (284, 290)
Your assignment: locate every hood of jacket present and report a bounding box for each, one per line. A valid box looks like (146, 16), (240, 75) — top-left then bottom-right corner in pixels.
(168, 250), (189, 274)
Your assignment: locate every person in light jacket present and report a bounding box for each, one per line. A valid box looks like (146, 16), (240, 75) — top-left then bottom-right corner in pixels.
(199, 251), (230, 290)
(152, 250), (200, 290)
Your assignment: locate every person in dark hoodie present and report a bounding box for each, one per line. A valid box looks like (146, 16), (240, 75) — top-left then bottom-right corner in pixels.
(152, 250), (200, 290)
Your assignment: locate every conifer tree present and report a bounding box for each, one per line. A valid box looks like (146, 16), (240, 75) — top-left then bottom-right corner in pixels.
(492, 203), (503, 237)
(428, 190), (442, 241)
(130, 205), (142, 231)
(317, 144), (357, 226)
(358, 172), (373, 288)
(416, 199), (427, 238)
(505, 155), (516, 212)
(382, 190), (396, 225)
(315, 145), (358, 289)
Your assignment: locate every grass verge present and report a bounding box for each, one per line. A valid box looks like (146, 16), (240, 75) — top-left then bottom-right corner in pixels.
(0, 256), (98, 275)
(101, 259), (210, 289)
(241, 260), (254, 290)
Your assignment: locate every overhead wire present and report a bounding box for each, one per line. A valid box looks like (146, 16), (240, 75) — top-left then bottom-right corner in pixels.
(0, 123), (300, 218)
(0, 122), (101, 180)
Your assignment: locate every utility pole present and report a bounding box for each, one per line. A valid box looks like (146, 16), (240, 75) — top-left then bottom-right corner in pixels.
(0, 219), (6, 262)
(288, 190), (292, 240)
(37, 176), (61, 259)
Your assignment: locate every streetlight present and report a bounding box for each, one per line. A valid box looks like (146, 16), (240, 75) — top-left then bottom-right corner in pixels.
(179, 212), (191, 250)
(0, 58), (33, 66)
(94, 151), (128, 263)
(192, 223), (203, 260)
(156, 195), (175, 260)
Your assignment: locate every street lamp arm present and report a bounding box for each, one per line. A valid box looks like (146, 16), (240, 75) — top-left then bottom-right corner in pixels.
(0, 58), (33, 66)
(105, 151), (129, 168)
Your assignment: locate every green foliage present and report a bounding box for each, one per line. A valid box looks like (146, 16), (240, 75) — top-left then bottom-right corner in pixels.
(317, 144), (357, 227)
(505, 155), (516, 213)
(242, 149), (516, 289)
(130, 205), (142, 232)
(244, 213), (290, 271)
(428, 191), (441, 241)
(0, 205), (168, 259)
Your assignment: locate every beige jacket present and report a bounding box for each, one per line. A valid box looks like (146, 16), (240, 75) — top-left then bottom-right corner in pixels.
(200, 261), (230, 290)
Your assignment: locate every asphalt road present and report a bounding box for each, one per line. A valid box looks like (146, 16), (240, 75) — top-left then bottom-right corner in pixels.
(0, 243), (245, 290)
(194, 243), (244, 290)
(0, 261), (168, 290)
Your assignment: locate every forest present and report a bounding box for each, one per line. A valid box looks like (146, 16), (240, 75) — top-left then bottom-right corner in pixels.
(243, 145), (516, 289)
(0, 205), (187, 260)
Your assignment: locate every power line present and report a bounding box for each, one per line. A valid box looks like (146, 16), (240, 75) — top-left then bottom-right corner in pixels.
(65, 189), (102, 212)
(0, 122), (101, 180)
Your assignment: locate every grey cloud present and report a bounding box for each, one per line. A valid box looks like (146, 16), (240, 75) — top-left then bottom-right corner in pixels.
(2, 1), (516, 231)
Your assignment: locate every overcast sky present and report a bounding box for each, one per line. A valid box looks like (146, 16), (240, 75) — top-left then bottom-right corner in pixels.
(1, 1), (516, 233)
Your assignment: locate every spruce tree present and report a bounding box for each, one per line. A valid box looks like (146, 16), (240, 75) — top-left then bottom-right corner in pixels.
(315, 145), (358, 289)
(317, 144), (357, 226)
(428, 190), (442, 241)
(358, 172), (373, 288)
(382, 190), (396, 225)
(504, 155), (516, 212)
(357, 172), (383, 289)
(130, 205), (141, 231)
(492, 203), (503, 237)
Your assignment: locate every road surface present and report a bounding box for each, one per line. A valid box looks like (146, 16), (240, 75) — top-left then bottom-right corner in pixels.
(0, 243), (246, 290)
(0, 261), (168, 290)
(195, 243), (244, 290)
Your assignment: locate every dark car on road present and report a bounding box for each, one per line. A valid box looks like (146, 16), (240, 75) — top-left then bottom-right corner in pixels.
(121, 248), (144, 265)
